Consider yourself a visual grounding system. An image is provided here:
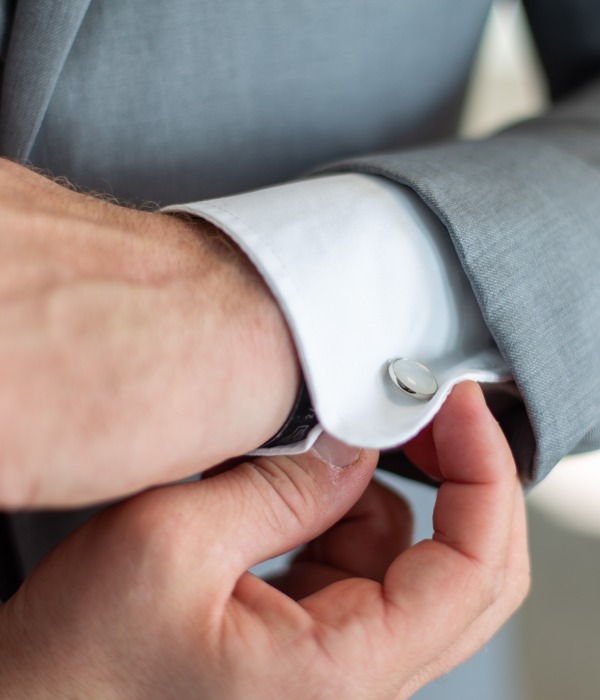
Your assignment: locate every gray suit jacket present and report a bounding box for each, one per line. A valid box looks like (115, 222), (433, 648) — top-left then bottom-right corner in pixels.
(1, 0), (599, 592)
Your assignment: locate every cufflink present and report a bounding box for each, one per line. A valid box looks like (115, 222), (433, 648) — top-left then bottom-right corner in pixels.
(388, 358), (438, 400)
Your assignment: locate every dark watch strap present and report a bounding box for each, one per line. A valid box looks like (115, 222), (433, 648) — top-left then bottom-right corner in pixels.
(258, 379), (318, 448)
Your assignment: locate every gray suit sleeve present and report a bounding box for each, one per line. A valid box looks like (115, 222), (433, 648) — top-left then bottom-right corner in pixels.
(320, 0), (600, 485)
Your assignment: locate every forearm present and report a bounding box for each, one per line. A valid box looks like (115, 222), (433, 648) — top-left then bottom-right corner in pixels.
(0, 161), (300, 508)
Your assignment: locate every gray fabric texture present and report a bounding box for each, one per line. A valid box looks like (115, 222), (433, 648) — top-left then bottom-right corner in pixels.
(0, 0), (90, 160)
(23, 0), (489, 202)
(0, 1), (14, 60)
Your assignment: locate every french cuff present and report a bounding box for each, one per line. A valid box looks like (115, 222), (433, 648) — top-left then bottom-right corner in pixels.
(163, 173), (511, 452)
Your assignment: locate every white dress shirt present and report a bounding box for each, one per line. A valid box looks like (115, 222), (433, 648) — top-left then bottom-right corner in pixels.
(165, 173), (511, 453)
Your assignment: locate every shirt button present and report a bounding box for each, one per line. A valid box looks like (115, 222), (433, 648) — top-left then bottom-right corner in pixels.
(388, 358), (438, 401)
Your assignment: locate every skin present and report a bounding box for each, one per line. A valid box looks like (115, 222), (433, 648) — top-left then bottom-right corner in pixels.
(0, 383), (530, 699)
(0, 159), (300, 508)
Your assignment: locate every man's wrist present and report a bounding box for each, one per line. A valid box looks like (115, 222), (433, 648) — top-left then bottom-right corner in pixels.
(163, 212), (302, 452)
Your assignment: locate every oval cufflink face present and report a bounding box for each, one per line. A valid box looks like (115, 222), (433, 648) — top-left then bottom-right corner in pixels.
(388, 358), (438, 401)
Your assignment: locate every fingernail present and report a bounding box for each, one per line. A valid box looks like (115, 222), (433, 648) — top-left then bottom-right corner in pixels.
(313, 432), (360, 468)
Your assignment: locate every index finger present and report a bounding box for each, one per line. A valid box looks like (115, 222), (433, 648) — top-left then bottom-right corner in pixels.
(304, 382), (519, 681)
(384, 382), (517, 651)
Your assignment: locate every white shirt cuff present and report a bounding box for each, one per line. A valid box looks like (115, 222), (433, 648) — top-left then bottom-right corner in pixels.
(164, 173), (511, 451)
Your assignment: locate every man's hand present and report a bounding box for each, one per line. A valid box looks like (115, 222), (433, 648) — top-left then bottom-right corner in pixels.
(0, 383), (529, 699)
(0, 159), (300, 508)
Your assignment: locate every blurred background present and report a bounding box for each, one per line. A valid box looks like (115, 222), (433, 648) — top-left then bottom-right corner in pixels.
(257, 1), (600, 697)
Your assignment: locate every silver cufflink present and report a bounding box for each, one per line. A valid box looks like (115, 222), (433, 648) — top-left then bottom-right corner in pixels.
(387, 358), (438, 401)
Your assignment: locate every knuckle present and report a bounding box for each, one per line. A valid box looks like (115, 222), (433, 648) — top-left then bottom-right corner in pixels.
(508, 559), (531, 611)
(88, 500), (188, 610)
(472, 560), (506, 611)
(248, 457), (321, 534)
(102, 490), (229, 608)
(474, 551), (531, 616)
(114, 494), (189, 567)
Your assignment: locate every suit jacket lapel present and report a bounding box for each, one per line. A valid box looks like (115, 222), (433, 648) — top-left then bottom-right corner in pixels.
(0, 0), (91, 161)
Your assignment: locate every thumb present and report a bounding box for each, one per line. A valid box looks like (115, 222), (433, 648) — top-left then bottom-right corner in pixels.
(197, 434), (378, 574)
